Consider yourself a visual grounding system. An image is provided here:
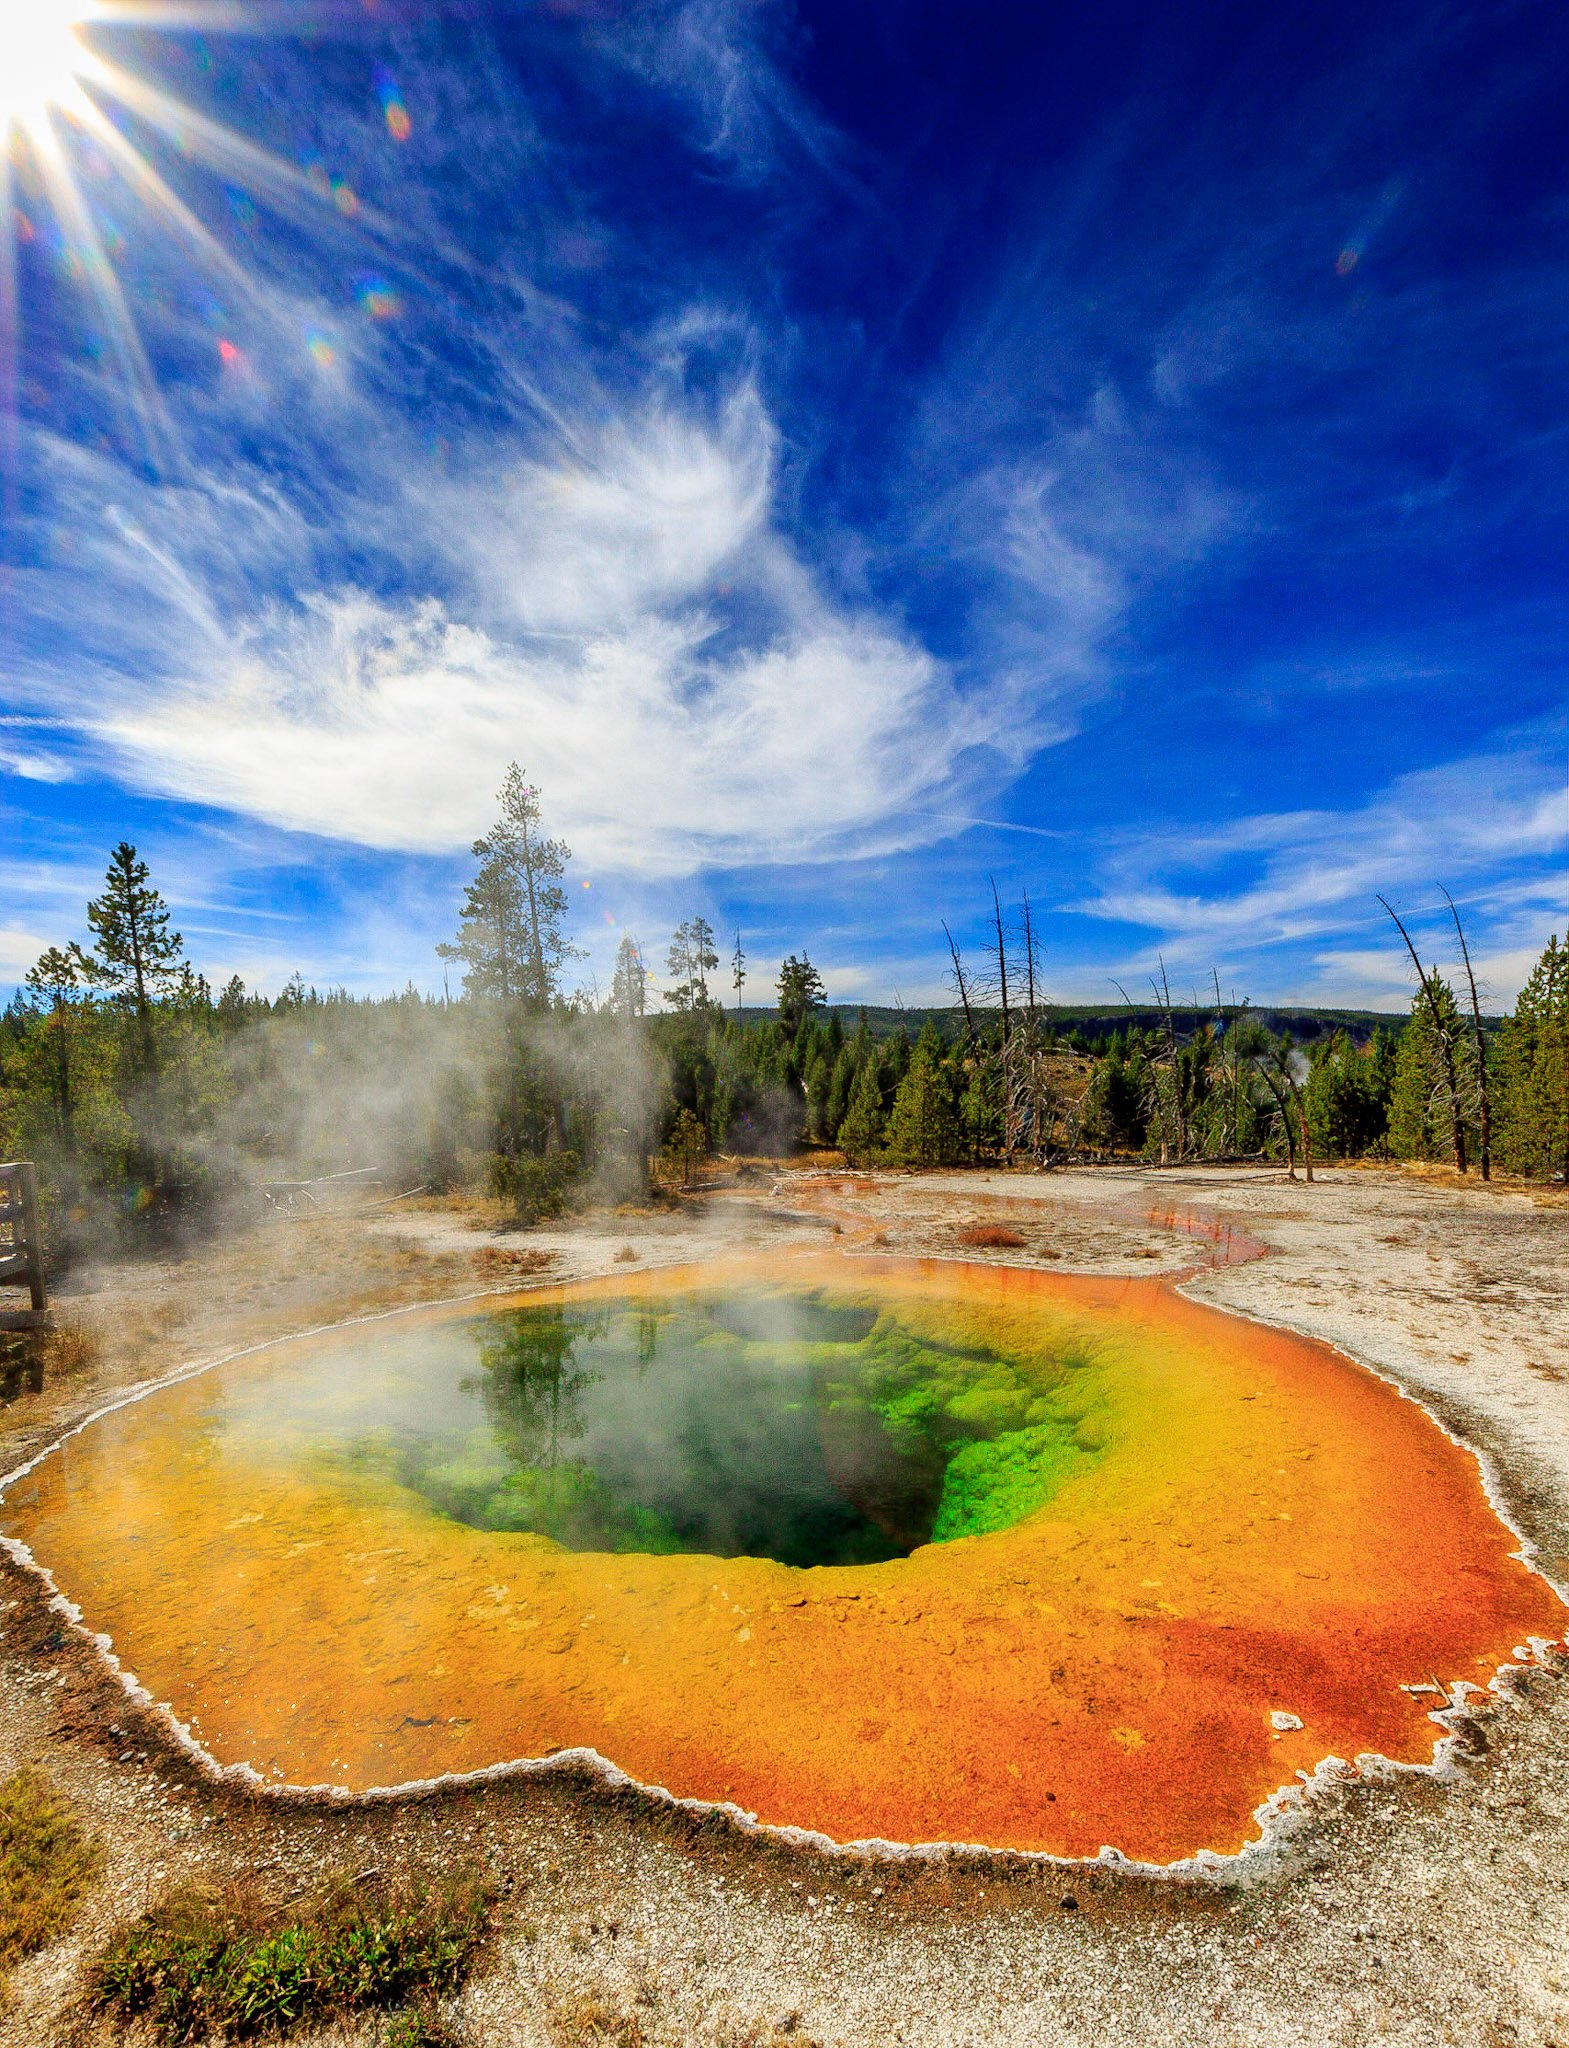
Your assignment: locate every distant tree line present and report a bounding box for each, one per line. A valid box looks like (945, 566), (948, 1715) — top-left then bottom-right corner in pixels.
(3, 775), (1566, 1261)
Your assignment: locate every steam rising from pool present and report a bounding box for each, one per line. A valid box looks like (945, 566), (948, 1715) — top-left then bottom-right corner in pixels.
(326, 1291), (1095, 1566)
(1, 1256), (1560, 1862)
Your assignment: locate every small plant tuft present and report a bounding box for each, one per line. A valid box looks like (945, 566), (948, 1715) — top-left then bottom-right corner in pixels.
(0, 1768), (101, 1984)
(955, 1224), (1027, 1250)
(41, 1320), (98, 1380)
(92, 1868), (493, 2042)
(384, 2001), (465, 2047)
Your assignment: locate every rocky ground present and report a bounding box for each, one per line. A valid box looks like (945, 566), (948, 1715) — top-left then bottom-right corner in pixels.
(0, 1163), (1564, 2047)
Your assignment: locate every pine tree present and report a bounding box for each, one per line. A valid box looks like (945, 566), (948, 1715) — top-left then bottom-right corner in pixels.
(609, 936), (647, 1020)
(1494, 935), (1568, 1179)
(660, 1106), (708, 1188)
(22, 946), (91, 1151)
(1388, 973), (1476, 1162)
(777, 954), (826, 1034)
(824, 1043), (857, 1142)
(663, 919), (719, 1010)
(84, 842), (184, 1075)
(961, 1050), (1003, 1160)
(1302, 1030), (1388, 1159)
(884, 1021), (964, 1167)
(216, 975), (252, 1033)
(1079, 1035), (1146, 1154)
(803, 1047), (832, 1142)
(440, 767), (576, 1011)
(835, 1057), (886, 1165)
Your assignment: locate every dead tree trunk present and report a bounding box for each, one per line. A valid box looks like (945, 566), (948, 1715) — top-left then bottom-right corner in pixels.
(1213, 968), (1242, 1157)
(1379, 897), (1469, 1174)
(989, 878), (1011, 1048)
(1282, 1065), (1314, 1183)
(989, 879), (1014, 1164)
(1154, 955), (1184, 1162)
(1441, 887), (1491, 1183)
(1258, 1069), (1297, 1179)
(1021, 891), (1039, 1018)
(942, 921), (975, 1048)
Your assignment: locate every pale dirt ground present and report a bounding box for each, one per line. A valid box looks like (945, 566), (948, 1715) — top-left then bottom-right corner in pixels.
(0, 1163), (1565, 2048)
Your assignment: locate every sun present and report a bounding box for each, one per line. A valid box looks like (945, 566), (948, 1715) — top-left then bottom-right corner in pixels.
(0, 1), (390, 476)
(0, 0), (104, 138)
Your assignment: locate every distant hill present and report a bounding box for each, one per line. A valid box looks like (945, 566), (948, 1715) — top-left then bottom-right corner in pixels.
(718, 1002), (1488, 1046)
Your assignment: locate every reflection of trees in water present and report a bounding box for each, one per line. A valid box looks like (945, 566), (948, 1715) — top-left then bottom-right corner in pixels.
(636, 1310), (659, 1370)
(466, 1304), (609, 1475)
(423, 1293), (1071, 1565)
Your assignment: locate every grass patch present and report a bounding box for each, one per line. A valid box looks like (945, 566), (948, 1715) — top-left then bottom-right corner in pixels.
(473, 1245), (558, 1279)
(383, 2003), (465, 2047)
(954, 1225), (1027, 1250)
(0, 1768), (101, 1983)
(41, 1320), (98, 1380)
(92, 1868), (494, 2043)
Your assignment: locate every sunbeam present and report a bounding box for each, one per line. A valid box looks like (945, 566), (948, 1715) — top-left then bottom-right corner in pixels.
(0, 0), (396, 481)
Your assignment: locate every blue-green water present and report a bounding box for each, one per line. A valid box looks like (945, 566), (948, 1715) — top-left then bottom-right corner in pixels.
(349, 1287), (1100, 1567)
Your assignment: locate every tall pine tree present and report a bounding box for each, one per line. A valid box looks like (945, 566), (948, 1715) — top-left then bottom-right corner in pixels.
(1494, 935), (1568, 1179)
(1388, 972), (1476, 1163)
(440, 766), (575, 1011)
(84, 843), (184, 1076)
(836, 1057), (886, 1165)
(884, 1021), (964, 1167)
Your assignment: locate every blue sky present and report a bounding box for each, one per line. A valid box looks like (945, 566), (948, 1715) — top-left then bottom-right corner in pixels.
(1, 0), (1564, 1010)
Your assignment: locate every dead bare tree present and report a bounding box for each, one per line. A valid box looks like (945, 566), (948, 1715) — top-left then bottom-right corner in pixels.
(1253, 1055), (1298, 1180)
(1266, 1036), (1314, 1182)
(941, 920), (975, 1048)
(1379, 896), (1469, 1174)
(1020, 891), (1041, 1019)
(1151, 955), (1185, 1163)
(1440, 886), (1492, 1183)
(1212, 967), (1243, 1157)
(989, 877), (1011, 1050)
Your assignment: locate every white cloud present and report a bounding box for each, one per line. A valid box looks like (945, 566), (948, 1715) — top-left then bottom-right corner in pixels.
(592, 0), (838, 185)
(914, 383), (1234, 720)
(95, 588), (995, 873)
(0, 748), (72, 784)
(25, 380), (1040, 876)
(449, 385), (775, 635)
(1078, 754), (1563, 938)
(0, 925), (54, 980)
(1068, 748), (1566, 1003)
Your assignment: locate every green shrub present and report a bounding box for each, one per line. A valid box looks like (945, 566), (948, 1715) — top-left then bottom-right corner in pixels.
(489, 1150), (579, 1223)
(93, 1868), (492, 2042)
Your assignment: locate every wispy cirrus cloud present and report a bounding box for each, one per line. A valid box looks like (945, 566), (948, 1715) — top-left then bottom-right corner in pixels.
(588, 0), (840, 185)
(1065, 743), (1566, 1002)
(11, 368), (1045, 876)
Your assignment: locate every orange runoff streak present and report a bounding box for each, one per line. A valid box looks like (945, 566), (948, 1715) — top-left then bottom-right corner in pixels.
(2, 1256), (1560, 1862)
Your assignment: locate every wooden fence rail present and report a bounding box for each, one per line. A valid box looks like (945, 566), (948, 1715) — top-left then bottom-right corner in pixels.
(0, 1163), (49, 1332)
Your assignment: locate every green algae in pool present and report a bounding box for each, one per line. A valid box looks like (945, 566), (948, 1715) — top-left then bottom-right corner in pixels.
(295, 1288), (1101, 1567)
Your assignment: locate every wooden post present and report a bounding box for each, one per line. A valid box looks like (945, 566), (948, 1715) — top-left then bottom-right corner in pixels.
(0, 1163), (49, 1329)
(18, 1165), (44, 1312)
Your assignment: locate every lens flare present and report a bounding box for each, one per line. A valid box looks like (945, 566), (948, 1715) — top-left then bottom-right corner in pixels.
(0, 3), (416, 480)
(357, 276), (402, 321)
(376, 69), (411, 143)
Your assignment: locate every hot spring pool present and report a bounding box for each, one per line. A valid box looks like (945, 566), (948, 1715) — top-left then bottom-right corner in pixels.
(1, 1255), (1559, 1861)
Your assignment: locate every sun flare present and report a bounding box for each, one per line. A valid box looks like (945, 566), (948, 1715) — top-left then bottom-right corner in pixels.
(0, 1), (363, 473)
(0, 0), (103, 137)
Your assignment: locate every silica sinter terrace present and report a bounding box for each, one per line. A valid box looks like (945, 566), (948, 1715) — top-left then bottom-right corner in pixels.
(2, 1256), (1560, 1860)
